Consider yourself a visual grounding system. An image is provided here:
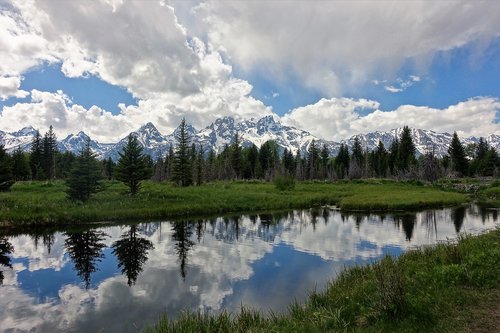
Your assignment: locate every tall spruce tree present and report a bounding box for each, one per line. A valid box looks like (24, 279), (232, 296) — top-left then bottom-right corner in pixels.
(42, 125), (58, 180)
(173, 118), (193, 186)
(397, 126), (416, 172)
(0, 145), (14, 191)
(12, 147), (31, 181)
(388, 138), (400, 175)
(448, 132), (469, 176)
(374, 141), (388, 177)
(334, 143), (349, 179)
(231, 132), (242, 178)
(66, 139), (103, 201)
(29, 130), (43, 180)
(115, 135), (152, 195)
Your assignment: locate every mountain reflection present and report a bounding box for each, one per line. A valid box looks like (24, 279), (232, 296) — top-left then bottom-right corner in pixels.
(0, 237), (13, 285)
(65, 230), (108, 289)
(112, 225), (154, 286)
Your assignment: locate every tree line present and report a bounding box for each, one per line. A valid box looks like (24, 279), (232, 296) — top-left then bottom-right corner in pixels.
(0, 121), (498, 199)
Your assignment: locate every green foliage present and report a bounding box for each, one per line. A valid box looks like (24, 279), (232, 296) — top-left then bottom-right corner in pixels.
(397, 125), (417, 172)
(0, 145), (14, 191)
(66, 140), (103, 201)
(273, 174), (295, 191)
(448, 132), (469, 176)
(115, 135), (152, 195)
(12, 148), (31, 181)
(173, 118), (193, 187)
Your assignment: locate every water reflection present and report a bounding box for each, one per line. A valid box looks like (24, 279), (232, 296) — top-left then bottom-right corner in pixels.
(65, 230), (108, 289)
(0, 237), (13, 285)
(0, 205), (498, 332)
(112, 225), (154, 286)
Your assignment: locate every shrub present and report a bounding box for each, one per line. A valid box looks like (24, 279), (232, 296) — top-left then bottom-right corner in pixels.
(274, 174), (295, 191)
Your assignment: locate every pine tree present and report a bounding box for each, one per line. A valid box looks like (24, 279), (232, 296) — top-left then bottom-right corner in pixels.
(374, 141), (388, 177)
(42, 125), (58, 180)
(115, 135), (152, 195)
(351, 137), (364, 168)
(448, 132), (469, 176)
(334, 143), (349, 179)
(320, 144), (329, 179)
(12, 147), (31, 181)
(397, 126), (416, 172)
(0, 145), (14, 191)
(231, 132), (242, 179)
(307, 139), (320, 179)
(29, 130), (43, 180)
(388, 138), (400, 175)
(173, 119), (193, 186)
(194, 145), (204, 185)
(66, 139), (103, 201)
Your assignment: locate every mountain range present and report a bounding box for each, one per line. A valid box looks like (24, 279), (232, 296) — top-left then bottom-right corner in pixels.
(1, 115), (499, 161)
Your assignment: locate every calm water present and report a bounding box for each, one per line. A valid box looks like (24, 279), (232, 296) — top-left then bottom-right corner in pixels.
(0, 205), (498, 332)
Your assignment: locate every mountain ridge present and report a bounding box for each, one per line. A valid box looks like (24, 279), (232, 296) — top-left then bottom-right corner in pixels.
(1, 116), (499, 161)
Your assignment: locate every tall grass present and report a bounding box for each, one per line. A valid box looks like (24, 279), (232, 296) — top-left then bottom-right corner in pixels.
(0, 179), (466, 226)
(144, 228), (500, 332)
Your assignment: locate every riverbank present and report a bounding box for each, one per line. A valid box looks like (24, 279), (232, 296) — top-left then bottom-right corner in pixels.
(144, 227), (500, 333)
(0, 180), (467, 227)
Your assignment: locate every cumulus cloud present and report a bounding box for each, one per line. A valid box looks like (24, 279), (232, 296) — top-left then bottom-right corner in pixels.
(195, 1), (500, 95)
(283, 97), (500, 141)
(0, 75), (29, 100)
(0, 1), (271, 141)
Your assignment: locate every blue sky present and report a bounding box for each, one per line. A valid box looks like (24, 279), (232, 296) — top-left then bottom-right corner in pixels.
(1, 1), (499, 142)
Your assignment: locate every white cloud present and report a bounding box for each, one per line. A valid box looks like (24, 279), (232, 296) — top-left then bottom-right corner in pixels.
(0, 75), (29, 100)
(0, 1), (272, 141)
(283, 97), (500, 141)
(382, 75), (423, 93)
(195, 1), (500, 95)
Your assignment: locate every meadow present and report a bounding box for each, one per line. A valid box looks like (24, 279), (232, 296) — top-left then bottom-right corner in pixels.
(0, 179), (467, 226)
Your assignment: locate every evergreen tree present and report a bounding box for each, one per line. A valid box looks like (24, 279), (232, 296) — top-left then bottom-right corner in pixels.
(351, 137), (364, 168)
(173, 119), (193, 186)
(231, 132), (242, 178)
(66, 140), (103, 201)
(334, 143), (349, 179)
(12, 147), (31, 181)
(56, 151), (76, 179)
(194, 145), (204, 185)
(42, 125), (58, 180)
(307, 139), (320, 179)
(397, 126), (416, 172)
(0, 145), (13, 191)
(29, 130), (43, 180)
(373, 141), (388, 177)
(320, 144), (329, 179)
(115, 135), (152, 195)
(102, 157), (115, 180)
(112, 225), (153, 286)
(388, 138), (400, 175)
(448, 132), (469, 176)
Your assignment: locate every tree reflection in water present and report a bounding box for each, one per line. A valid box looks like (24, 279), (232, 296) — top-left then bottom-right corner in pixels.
(171, 221), (194, 280)
(65, 230), (108, 289)
(0, 237), (13, 285)
(112, 225), (154, 286)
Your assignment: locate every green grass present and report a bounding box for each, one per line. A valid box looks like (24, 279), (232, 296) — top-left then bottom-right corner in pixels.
(0, 179), (467, 226)
(144, 228), (500, 333)
(478, 180), (500, 207)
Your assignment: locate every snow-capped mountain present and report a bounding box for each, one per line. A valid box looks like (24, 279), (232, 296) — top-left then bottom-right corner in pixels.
(58, 131), (113, 159)
(1, 116), (499, 160)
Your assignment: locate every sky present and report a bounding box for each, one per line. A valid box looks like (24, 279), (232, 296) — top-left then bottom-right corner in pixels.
(0, 0), (499, 143)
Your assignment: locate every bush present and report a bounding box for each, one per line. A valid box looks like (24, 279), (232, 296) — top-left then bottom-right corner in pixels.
(274, 174), (295, 191)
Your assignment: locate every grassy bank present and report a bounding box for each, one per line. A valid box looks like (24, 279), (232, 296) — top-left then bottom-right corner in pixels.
(145, 228), (500, 333)
(478, 180), (500, 208)
(0, 179), (466, 226)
